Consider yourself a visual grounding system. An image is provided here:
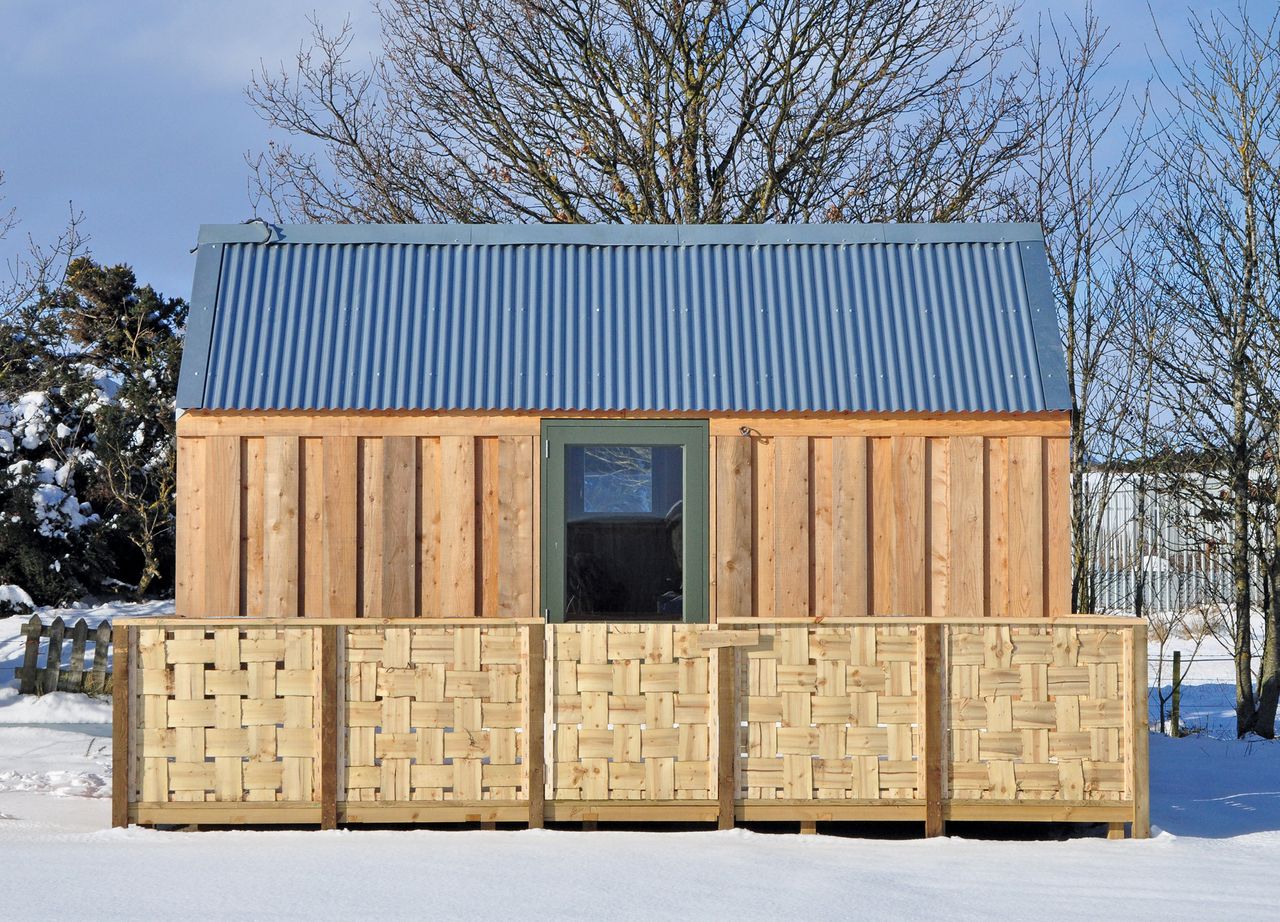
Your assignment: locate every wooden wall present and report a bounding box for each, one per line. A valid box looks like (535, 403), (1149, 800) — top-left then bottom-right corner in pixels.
(175, 432), (537, 618)
(713, 433), (1069, 620)
(175, 415), (1070, 620)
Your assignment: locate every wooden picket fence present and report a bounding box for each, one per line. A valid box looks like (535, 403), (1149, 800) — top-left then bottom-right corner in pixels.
(17, 615), (113, 695)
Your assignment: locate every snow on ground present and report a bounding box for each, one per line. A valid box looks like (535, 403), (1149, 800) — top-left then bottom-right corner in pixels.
(0, 604), (1274, 920)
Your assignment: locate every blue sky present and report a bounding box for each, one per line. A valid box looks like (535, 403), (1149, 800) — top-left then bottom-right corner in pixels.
(0, 1), (1216, 303)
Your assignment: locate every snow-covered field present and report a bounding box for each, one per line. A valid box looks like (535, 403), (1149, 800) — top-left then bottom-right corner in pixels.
(0, 605), (1275, 921)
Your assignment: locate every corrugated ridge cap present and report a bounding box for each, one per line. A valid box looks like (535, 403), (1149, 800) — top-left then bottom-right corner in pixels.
(197, 221), (1045, 247)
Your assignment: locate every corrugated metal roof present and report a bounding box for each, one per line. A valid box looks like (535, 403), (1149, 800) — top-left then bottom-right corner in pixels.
(177, 223), (1070, 414)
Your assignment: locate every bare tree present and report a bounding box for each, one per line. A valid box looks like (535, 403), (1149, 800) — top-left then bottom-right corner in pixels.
(247, 0), (1040, 225)
(1145, 5), (1280, 737)
(1013, 6), (1148, 616)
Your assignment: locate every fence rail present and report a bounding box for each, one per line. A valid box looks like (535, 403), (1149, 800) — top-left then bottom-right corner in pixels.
(18, 615), (113, 695)
(112, 616), (1148, 837)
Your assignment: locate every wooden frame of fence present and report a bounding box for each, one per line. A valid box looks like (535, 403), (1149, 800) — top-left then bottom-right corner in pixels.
(112, 615), (1148, 837)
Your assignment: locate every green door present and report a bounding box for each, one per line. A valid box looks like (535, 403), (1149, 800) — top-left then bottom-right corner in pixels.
(541, 420), (708, 623)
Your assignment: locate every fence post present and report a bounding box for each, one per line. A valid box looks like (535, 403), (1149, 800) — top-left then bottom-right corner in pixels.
(1131, 623), (1151, 839)
(41, 616), (65, 695)
(65, 619), (89, 693)
(1170, 650), (1182, 739)
(921, 623), (945, 838)
(111, 625), (132, 828)
(19, 614), (42, 694)
(320, 624), (340, 830)
(717, 645), (736, 830)
(88, 621), (112, 696)
(526, 623), (546, 830)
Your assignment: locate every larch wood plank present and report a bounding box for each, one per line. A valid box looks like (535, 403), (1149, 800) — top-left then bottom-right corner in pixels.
(479, 437), (500, 618)
(708, 437), (718, 624)
(1007, 437), (1044, 618)
(893, 436), (925, 617)
(531, 437), (541, 620)
(773, 437), (810, 618)
(111, 626), (131, 827)
(870, 438), (895, 615)
(985, 438), (1009, 617)
(497, 437), (535, 619)
(921, 623), (944, 836)
(180, 410), (1071, 439)
(205, 437), (242, 617)
(319, 624), (339, 829)
(381, 436), (417, 617)
(526, 623), (546, 828)
(832, 436), (869, 618)
(240, 438), (264, 617)
(928, 439), (950, 619)
(264, 436), (300, 618)
(1132, 623), (1150, 838)
(949, 437), (984, 619)
(359, 438), (384, 618)
(717, 646), (736, 829)
(1045, 437), (1071, 616)
(322, 437), (358, 618)
(753, 437), (775, 619)
(175, 438), (206, 617)
(810, 438), (833, 619)
(301, 438), (325, 617)
(716, 436), (754, 619)
(440, 436), (477, 617)
(417, 438), (442, 617)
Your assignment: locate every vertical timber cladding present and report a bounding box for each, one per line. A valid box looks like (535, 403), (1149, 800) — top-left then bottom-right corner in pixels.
(713, 427), (1071, 620)
(175, 424), (537, 618)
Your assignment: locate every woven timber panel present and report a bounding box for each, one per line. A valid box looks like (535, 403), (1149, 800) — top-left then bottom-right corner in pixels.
(550, 624), (717, 801)
(742, 624), (921, 800)
(135, 626), (320, 803)
(344, 625), (528, 802)
(948, 625), (1128, 801)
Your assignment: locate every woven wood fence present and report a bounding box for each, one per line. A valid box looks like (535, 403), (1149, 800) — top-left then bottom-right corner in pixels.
(113, 616), (1149, 836)
(18, 615), (113, 695)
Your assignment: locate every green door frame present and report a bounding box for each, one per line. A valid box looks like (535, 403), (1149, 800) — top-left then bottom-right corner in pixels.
(540, 419), (709, 623)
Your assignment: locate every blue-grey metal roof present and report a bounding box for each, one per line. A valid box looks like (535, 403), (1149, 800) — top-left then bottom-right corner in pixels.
(178, 223), (1070, 414)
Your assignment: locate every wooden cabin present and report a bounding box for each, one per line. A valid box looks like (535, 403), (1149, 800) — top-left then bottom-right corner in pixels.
(113, 224), (1148, 837)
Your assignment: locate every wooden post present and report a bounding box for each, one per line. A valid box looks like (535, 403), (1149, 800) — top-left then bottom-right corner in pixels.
(18, 614), (42, 694)
(41, 616), (65, 695)
(1170, 650), (1182, 739)
(66, 619), (89, 693)
(526, 623), (546, 829)
(320, 624), (339, 830)
(111, 626), (131, 828)
(88, 622), (112, 696)
(717, 645), (736, 830)
(921, 623), (945, 838)
(1131, 623), (1151, 839)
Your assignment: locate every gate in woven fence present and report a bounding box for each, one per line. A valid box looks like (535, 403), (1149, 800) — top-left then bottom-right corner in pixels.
(112, 616), (1148, 837)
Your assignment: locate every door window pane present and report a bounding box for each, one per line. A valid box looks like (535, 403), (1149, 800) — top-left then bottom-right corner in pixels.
(565, 444), (683, 618)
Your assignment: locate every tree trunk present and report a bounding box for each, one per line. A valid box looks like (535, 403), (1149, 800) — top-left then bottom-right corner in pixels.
(133, 535), (158, 600)
(1231, 377), (1256, 737)
(1256, 540), (1280, 738)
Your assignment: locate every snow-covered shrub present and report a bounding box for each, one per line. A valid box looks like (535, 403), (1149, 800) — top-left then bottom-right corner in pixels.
(0, 257), (183, 603)
(0, 583), (34, 619)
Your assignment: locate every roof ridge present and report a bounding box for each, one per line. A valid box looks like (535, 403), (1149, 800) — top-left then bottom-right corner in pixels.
(196, 222), (1045, 247)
